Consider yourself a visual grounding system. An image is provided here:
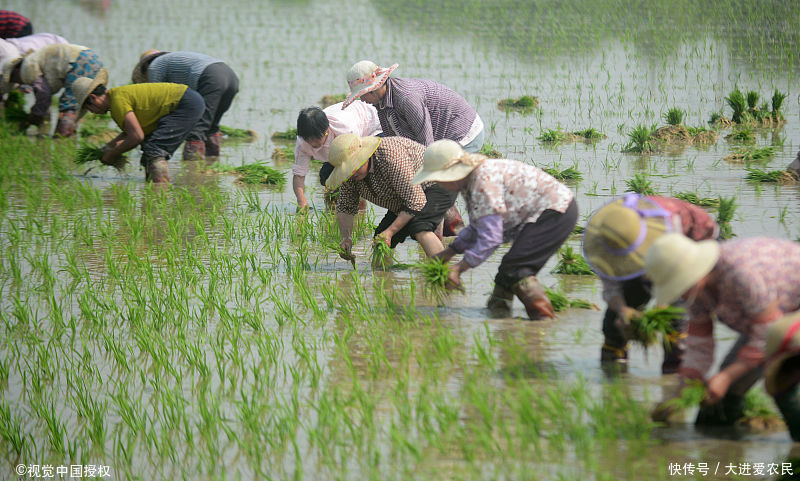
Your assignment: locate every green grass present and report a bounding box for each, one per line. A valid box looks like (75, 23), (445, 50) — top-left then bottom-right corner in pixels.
(551, 246), (595, 275)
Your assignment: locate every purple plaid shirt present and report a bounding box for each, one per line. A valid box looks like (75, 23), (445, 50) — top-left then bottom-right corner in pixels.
(377, 77), (477, 147)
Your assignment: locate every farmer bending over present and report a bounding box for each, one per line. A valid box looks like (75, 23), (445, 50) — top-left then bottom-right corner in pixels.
(74, 69), (204, 183)
(414, 140), (577, 321)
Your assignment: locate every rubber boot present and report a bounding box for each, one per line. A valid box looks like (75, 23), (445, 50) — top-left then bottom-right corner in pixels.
(443, 206), (464, 236)
(601, 344), (629, 363)
(511, 276), (555, 320)
(55, 111), (77, 138)
(182, 140), (206, 161)
(487, 284), (514, 318)
(775, 384), (800, 441)
(142, 155), (170, 183)
(205, 131), (222, 157)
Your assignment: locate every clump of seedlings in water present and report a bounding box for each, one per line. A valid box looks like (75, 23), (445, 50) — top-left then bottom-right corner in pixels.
(270, 127), (297, 142)
(479, 142), (503, 158)
(685, 125), (719, 144)
(318, 93), (346, 108)
(663, 107), (685, 126)
(271, 145), (295, 163)
(545, 287), (597, 312)
(623, 124), (658, 153)
(552, 246), (595, 275)
(725, 87), (787, 126)
(370, 239), (395, 270)
(416, 257), (453, 300)
(771, 89), (787, 122)
(709, 111), (733, 128)
(497, 95), (539, 113)
(628, 306), (682, 347)
(716, 196), (737, 239)
(745, 168), (788, 183)
(739, 389), (784, 430)
(220, 125), (258, 140)
(3, 91), (27, 122)
(674, 192), (720, 208)
(537, 127), (574, 144)
(663, 380), (707, 411)
(625, 172), (657, 195)
(725, 126), (755, 144)
(215, 162), (287, 186)
(726, 88), (747, 124)
(723, 146), (776, 164)
(542, 164), (583, 181)
(573, 127), (605, 141)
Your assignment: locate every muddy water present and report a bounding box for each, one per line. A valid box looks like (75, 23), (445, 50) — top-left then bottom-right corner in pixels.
(4, 0), (800, 479)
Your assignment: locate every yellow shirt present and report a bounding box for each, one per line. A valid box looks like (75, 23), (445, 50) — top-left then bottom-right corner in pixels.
(109, 83), (188, 136)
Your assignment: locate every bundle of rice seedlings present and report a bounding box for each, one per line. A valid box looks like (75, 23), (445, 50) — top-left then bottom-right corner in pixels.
(479, 143), (503, 158)
(74, 142), (104, 165)
(219, 125), (257, 140)
(543, 165), (583, 181)
(497, 95), (539, 112)
(537, 128), (575, 143)
(371, 239), (395, 270)
(673, 192), (720, 208)
(546, 287), (598, 312)
(552, 246), (595, 275)
(270, 128), (297, 141)
(271, 146), (295, 162)
(725, 88), (746, 123)
(745, 168), (783, 183)
(725, 127), (755, 144)
(746, 91), (760, 111)
(663, 107), (685, 126)
(573, 127), (605, 141)
(716, 196), (736, 239)
(4, 91), (27, 122)
(622, 124), (657, 153)
(625, 172), (657, 195)
(663, 380), (707, 411)
(723, 146), (776, 164)
(739, 389), (784, 430)
(629, 305), (683, 346)
(219, 163), (287, 187)
(771, 89), (787, 121)
(416, 258), (453, 299)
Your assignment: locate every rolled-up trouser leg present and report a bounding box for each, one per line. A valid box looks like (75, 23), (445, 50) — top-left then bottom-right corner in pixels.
(141, 88), (205, 159)
(190, 62), (239, 143)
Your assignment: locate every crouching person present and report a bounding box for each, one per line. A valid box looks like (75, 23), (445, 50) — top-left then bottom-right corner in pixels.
(414, 139), (577, 320)
(74, 69), (204, 183)
(326, 134), (456, 259)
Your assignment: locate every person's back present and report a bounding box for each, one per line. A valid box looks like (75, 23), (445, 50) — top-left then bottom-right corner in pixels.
(148, 51), (222, 90)
(109, 83), (187, 135)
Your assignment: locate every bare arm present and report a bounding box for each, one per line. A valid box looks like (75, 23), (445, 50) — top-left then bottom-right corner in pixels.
(102, 111), (144, 163)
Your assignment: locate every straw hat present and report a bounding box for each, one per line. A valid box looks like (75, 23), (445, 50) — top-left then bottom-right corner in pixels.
(643, 233), (719, 305)
(411, 139), (484, 185)
(74, 68), (109, 120)
(325, 133), (381, 190)
(342, 60), (398, 108)
(1, 56), (23, 93)
(582, 195), (673, 280)
(131, 49), (164, 84)
(765, 310), (800, 396)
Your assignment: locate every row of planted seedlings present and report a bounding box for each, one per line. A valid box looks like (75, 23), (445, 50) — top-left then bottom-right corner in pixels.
(0, 122), (703, 480)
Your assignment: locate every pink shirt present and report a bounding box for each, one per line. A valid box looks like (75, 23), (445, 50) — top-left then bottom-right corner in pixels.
(292, 100), (381, 177)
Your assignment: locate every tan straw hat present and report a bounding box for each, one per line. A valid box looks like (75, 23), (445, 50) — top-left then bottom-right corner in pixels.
(582, 194), (673, 280)
(764, 310), (800, 396)
(73, 68), (109, 120)
(411, 139), (484, 185)
(131, 49), (164, 84)
(325, 133), (381, 190)
(1, 56), (23, 93)
(342, 60), (398, 108)
(644, 233), (720, 305)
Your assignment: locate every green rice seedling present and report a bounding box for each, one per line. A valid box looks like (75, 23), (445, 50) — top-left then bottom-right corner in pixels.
(573, 127), (605, 141)
(625, 172), (656, 195)
(746, 91), (759, 110)
(629, 306), (683, 347)
(270, 127), (297, 141)
(772, 89), (787, 121)
(545, 287), (569, 312)
(537, 128), (573, 143)
(725, 88), (746, 123)
(663, 380), (707, 411)
(551, 246), (595, 275)
(218, 162), (287, 186)
(745, 168), (784, 183)
(219, 125), (257, 140)
(74, 142), (104, 164)
(370, 239), (395, 270)
(726, 127), (755, 144)
(622, 124), (656, 153)
(3, 91), (26, 122)
(663, 107), (685, 126)
(673, 192), (720, 208)
(723, 146), (776, 163)
(572, 224), (584, 235)
(738, 389), (783, 429)
(497, 95), (539, 113)
(479, 142), (502, 158)
(542, 165), (583, 181)
(716, 196), (737, 239)
(271, 145), (294, 163)
(416, 257), (453, 299)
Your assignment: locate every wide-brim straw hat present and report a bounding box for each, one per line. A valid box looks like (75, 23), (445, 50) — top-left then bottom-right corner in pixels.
(1, 56), (23, 93)
(643, 232), (719, 305)
(74, 68), (109, 120)
(131, 49), (163, 84)
(325, 133), (381, 190)
(342, 60), (398, 109)
(765, 310), (800, 396)
(582, 195), (673, 280)
(411, 139), (484, 185)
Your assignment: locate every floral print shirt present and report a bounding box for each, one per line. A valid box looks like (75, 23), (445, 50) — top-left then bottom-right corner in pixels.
(680, 237), (800, 379)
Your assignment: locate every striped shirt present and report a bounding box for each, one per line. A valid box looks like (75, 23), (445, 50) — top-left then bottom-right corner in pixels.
(377, 77), (477, 147)
(0, 11), (31, 39)
(148, 51), (222, 91)
(336, 137), (431, 217)
(680, 238), (800, 379)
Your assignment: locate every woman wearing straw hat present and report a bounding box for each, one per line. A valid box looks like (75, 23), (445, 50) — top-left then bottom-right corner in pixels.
(74, 69), (204, 183)
(343, 60), (485, 236)
(764, 310), (800, 440)
(646, 234), (800, 424)
(412, 139), (577, 321)
(582, 194), (718, 372)
(326, 134), (456, 260)
(132, 50), (239, 161)
(1, 42), (103, 136)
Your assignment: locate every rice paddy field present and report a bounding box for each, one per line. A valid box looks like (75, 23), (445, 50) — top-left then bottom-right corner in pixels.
(2, 0), (800, 479)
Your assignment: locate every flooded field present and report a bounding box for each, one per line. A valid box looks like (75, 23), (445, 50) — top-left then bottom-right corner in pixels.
(2, 0), (800, 479)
